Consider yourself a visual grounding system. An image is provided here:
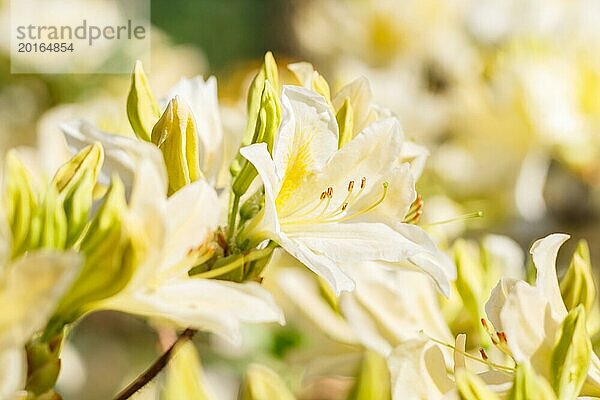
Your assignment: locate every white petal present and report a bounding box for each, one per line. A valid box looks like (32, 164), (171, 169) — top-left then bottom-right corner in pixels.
(61, 121), (167, 193)
(239, 143), (281, 236)
(162, 179), (222, 273)
(499, 281), (557, 365)
(288, 222), (454, 296)
(0, 251), (81, 342)
(332, 77), (373, 133)
(388, 340), (453, 400)
(277, 267), (359, 344)
(398, 141), (429, 180)
(278, 233), (355, 295)
(102, 279), (284, 345)
(0, 347), (26, 399)
(274, 86), (338, 195)
(530, 233), (569, 319)
(484, 278), (520, 331)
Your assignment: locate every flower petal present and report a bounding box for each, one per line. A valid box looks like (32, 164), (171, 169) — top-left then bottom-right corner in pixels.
(288, 222), (454, 296)
(62, 121), (167, 194)
(530, 233), (569, 319)
(101, 279), (284, 345)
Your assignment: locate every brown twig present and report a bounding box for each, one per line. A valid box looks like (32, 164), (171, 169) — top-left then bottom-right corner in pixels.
(112, 328), (197, 400)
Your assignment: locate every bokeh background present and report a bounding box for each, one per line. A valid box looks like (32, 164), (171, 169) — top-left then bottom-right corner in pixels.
(2, 0), (600, 398)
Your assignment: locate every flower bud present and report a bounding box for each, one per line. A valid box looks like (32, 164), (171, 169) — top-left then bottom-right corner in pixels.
(242, 52), (280, 148)
(455, 369), (499, 400)
(4, 151), (38, 258)
(233, 80), (281, 197)
(45, 177), (133, 338)
(151, 96), (203, 195)
(550, 305), (591, 400)
(52, 143), (104, 246)
(509, 363), (557, 400)
(560, 240), (596, 314)
(240, 364), (295, 400)
(127, 60), (161, 141)
(348, 350), (391, 400)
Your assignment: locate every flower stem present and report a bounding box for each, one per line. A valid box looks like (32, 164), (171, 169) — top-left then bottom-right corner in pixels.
(112, 328), (197, 400)
(227, 193), (241, 241)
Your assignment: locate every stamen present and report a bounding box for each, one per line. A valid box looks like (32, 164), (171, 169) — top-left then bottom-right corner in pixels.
(424, 210), (483, 226)
(423, 332), (514, 373)
(479, 348), (488, 361)
(403, 194), (424, 224)
(497, 332), (507, 344)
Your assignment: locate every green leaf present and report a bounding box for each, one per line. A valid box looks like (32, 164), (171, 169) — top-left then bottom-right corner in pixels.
(509, 363), (557, 400)
(348, 350), (391, 400)
(127, 60), (161, 141)
(240, 364), (295, 400)
(550, 305), (591, 400)
(455, 369), (499, 400)
(560, 240), (596, 314)
(151, 96), (203, 194)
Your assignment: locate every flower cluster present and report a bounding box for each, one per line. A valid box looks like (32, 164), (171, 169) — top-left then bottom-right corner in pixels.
(1, 51), (598, 400)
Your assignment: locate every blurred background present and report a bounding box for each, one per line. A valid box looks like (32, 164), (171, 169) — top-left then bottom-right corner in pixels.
(2, 0), (600, 398)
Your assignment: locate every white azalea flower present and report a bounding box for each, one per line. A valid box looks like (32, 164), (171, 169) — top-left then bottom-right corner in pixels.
(240, 85), (455, 294)
(94, 156), (283, 344)
(485, 233), (600, 397)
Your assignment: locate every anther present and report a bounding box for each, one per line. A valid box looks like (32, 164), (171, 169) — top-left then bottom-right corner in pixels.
(320, 191), (327, 200)
(497, 332), (507, 344)
(342, 203), (348, 211)
(348, 180), (355, 192)
(327, 187), (333, 197)
(479, 348), (488, 361)
(361, 177), (367, 189)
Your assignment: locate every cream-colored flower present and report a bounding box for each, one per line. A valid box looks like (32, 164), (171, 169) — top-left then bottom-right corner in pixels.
(92, 155), (283, 344)
(240, 85), (454, 294)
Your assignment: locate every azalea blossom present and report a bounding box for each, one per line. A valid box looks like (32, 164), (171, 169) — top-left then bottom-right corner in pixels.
(485, 233), (600, 397)
(239, 85), (455, 294)
(89, 150), (284, 344)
